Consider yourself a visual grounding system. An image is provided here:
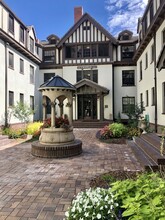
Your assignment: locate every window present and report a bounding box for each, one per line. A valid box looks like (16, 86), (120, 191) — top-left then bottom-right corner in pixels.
(20, 93), (24, 104)
(43, 50), (55, 63)
(150, 3), (154, 23)
(44, 73), (55, 82)
(121, 45), (135, 60)
(122, 97), (135, 113)
(140, 93), (143, 109)
(83, 45), (90, 57)
(91, 45), (97, 57)
(76, 70), (98, 83)
(151, 44), (154, 63)
(83, 26), (90, 31)
(9, 52), (14, 68)
(30, 96), (34, 110)
(143, 16), (147, 36)
(20, 59), (24, 74)
(151, 87), (155, 106)
(30, 65), (34, 84)
(98, 43), (109, 57)
(30, 37), (34, 53)
(65, 46), (76, 58)
(77, 46), (82, 58)
(140, 61), (142, 81)
(145, 52), (148, 69)
(146, 90), (149, 107)
(122, 70), (135, 86)
(8, 14), (14, 33)
(122, 35), (129, 40)
(162, 82), (165, 113)
(9, 91), (14, 107)
(162, 29), (165, 45)
(20, 26), (24, 43)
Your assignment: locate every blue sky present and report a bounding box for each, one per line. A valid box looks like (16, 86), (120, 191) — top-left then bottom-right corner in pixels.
(3, 0), (147, 40)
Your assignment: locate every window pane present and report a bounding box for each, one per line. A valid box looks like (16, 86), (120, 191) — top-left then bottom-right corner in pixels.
(30, 37), (34, 53)
(30, 65), (34, 84)
(122, 97), (135, 113)
(9, 14), (14, 33)
(20, 26), (24, 43)
(77, 71), (82, 82)
(98, 43), (109, 57)
(77, 46), (82, 58)
(30, 96), (34, 110)
(20, 93), (24, 104)
(121, 45), (135, 60)
(9, 91), (14, 106)
(83, 45), (90, 57)
(65, 46), (76, 58)
(122, 70), (134, 86)
(20, 59), (24, 73)
(43, 50), (55, 63)
(9, 52), (14, 68)
(44, 73), (55, 82)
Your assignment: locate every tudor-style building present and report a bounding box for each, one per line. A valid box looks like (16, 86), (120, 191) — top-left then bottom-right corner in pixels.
(39, 8), (137, 122)
(0, 1), (164, 132)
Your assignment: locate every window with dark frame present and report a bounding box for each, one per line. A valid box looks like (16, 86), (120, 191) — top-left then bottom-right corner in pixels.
(76, 70), (98, 83)
(77, 46), (82, 58)
(146, 90), (149, 107)
(162, 29), (165, 45)
(121, 45), (135, 60)
(151, 44), (154, 63)
(150, 2), (154, 23)
(122, 70), (135, 86)
(140, 61), (142, 80)
(30, 37), (34, 53)
(30, 96), (34, 110)
(20, 93), (24, 104)
(151, 87), (155, 106)
(30, 65), (34, 84)
(20, 26), (24, 43)
(83, 45), (90, 57)
(43, 50), (55, 63)
(145, 52), (148, 69)
(162, 82), (165, 113)
(140, 93), (143, 109)
(44, 73), (55, 82)
(8, 14), (14, 33)
(65, 46), (76, 58)
(9, 52), (14, 68)
(20, 58), (24, 74)
(98, 43), (109, 57)
(9, 91), (14, 107)
(122, 97), (135, 113)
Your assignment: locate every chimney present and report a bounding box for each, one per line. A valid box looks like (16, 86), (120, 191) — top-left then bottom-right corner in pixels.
(74, 7), (83, 23)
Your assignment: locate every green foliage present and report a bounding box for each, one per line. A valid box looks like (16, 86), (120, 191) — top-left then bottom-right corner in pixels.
(26, 122), (43, 135)
(111, 172), (165, 220)
(2, 127), (26, 139)
(109, 123), (128, 138)
(65, 187), (119, 220)
(127, 127), (141, 139)
(12, 101), (35, 124)
(124, 102), (145, 128)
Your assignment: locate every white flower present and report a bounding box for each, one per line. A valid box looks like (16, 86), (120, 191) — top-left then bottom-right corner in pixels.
(97, 213), (102, 219)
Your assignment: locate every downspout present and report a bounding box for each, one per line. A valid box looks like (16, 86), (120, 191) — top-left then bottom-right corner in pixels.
(4, 41), (8, 127)
(154, 34), (157, 132)
(112, 64), (115, 121)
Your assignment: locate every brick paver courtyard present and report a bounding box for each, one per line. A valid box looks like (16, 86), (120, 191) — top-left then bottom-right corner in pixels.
(0, 129), (142, 220)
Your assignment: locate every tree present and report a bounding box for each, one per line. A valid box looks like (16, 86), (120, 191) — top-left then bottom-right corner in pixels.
(12, 102), (35, 125)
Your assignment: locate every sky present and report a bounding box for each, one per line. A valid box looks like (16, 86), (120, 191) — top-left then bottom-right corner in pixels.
(3, 0), (148, 41)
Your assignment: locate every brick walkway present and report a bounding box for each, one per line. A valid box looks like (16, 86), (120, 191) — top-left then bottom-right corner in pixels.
(0, 129), (142, 220)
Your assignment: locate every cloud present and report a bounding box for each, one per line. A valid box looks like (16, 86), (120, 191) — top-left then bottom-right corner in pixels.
(105, 0), (148, 36)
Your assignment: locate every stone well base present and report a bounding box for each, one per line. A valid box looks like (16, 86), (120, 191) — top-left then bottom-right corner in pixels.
(31, 139), (82, 158)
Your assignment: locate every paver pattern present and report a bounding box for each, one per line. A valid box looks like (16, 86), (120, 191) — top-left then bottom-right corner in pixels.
(0, 129), (142, 220)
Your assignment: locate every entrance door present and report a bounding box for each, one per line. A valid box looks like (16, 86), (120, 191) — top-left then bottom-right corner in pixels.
(78, 94), (97, 120)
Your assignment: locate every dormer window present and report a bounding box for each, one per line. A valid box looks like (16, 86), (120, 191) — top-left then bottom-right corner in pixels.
(20, 26), (24, 43)
(8, 14), (14, 33)
(122, 35), (129, 40)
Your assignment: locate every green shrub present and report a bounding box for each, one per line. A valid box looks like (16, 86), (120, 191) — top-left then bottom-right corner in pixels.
(109, 123), (127, 138)
(111, 172), (165, 219)
(127, 127), (141, 139)
(65, 187), (119, 220)
(26, 122), (43, 135)
(8, 128), (26, 139)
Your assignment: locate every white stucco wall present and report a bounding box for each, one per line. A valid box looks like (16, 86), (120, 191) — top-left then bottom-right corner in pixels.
(114, 66), (137, 120)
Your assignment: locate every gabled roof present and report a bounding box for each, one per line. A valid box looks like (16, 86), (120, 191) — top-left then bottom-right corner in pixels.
(118, 30), (133, 40)
(39, 75), (76, 90)
(75, 78), (109, 94)
(57, 13), (117, 47)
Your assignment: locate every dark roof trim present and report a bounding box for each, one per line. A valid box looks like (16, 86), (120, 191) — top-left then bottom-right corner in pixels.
(75, 78), (109, 94)
(0, 0), (27, 29)
(0, 28), (41, 64)
(57, 13), (117, 47)
(134, 1), (165, 61)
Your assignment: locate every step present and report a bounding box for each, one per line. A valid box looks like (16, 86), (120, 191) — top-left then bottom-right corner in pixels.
(73, 121), (111, 128)
(141, 133), (165, 151)
(128, 141), (158, 171)
(134, 136), (165, 165)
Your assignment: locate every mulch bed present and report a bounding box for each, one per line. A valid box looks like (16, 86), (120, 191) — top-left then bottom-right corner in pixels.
(90, 170), (142, 188)
(96, 130), (127, 144)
